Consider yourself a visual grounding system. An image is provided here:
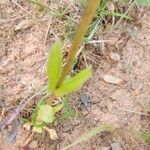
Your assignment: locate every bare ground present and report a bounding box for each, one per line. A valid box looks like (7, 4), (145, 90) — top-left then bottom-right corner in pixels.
(0, 1), (150, 150)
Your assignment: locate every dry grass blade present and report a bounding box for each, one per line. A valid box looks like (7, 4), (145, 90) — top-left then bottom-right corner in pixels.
(12, 0), (28, 12)
(61, 125), (115, 150)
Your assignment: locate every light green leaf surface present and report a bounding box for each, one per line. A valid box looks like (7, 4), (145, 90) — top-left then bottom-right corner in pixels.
(31, 100), (45, 124)
(106, 11), (133, 20)
(32, 126), (43, 133)
(54, 68), (92, 96)
(53, 103), (63, 113)
(36, 105), (55, 123)
(47, 41), (63, 92)
(59, 98), (76, 120)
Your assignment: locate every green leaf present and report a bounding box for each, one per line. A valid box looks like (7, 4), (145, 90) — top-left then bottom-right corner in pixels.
(20, 117), (30, 124)
(36, 105), (55, 123)
(53, 103), (63, 113)
(54, 68), (92, 96)
(47, 41), (63, 92)
(32, 126), (43, 133)
(105, 11), (133, 20)
(58, 98), (76, 120)
(136, 0), (150, 6)
(31, 100), (46, 124)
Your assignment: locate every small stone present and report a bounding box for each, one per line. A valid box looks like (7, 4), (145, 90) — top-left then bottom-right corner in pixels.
(110, 52), (120, 61)
(111, 143), (122, 150)
(96, 146), (111, 150)
(103, 75), (123, 85)
(81, 95), (90, 108)
(29, 140), (38, 149)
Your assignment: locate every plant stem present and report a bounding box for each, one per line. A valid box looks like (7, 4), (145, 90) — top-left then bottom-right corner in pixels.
(57, 0), (100, 87)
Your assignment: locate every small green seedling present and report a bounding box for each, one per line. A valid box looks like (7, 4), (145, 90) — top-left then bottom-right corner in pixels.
(23, 41), (91, 139)
(23, 101), (63, 140)
(58, 97), (77, 121)
(23, 0), (100, 140)
(47, 41), (92, 96)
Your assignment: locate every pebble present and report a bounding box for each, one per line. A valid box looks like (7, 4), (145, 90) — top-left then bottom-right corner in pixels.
(81, 95), (90, 108)
(111, 143), (122, 150)
(97, 146), (111, 150)
(103, 75), (123, 85)
(110, 52), (120, 61)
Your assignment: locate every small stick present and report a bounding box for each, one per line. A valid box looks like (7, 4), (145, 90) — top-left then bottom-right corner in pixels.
(87, 40), (111, 44)
(12, 0), (28, 12)
(23, 132), (34, 147)
(57, 0), (100, 86)
(44, 21), (51, 45)
(117, 107), (150, 116)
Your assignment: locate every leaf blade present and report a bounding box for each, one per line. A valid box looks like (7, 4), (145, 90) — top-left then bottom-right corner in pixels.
(53, 103), (63, 113)
(32, 126), (43, 133)
(54, 68), (92, 96)
(47, 41), (63, 92)
(36, 105), (55, 123)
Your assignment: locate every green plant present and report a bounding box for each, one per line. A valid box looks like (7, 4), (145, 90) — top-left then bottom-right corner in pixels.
(57, 97), (77, 120)
(139, 132), (150, 143)
(47, 41), (92, 97)
(28, 0), (70, 18)
(23, 0), (100, 140)
(76, 0), (133, 45)
(23, 40), (91, 139)
(27, 0), (49, 12)
(23, 101), (63, 140)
